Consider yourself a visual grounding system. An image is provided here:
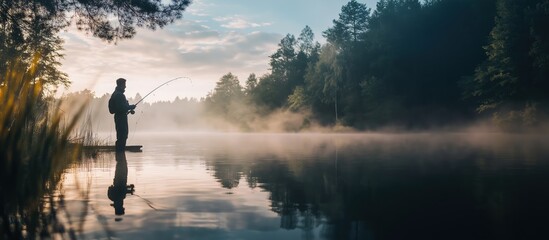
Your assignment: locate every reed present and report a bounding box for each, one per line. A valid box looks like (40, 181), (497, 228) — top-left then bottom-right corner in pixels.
(73, 112), (111, 158)
(0, 55), (85, 239)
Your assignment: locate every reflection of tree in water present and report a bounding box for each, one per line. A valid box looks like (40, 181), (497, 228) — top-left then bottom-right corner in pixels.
(206, 137), (549, 240)
(0, 153), (87, 239)
(211, 161), (244, 189)
(207, 157), (327, 236)
(251, 160), (315, 229)
(250, 159), (358, 239)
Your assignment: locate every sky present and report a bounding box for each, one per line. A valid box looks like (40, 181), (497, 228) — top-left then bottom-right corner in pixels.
(59, 0), (378, 102)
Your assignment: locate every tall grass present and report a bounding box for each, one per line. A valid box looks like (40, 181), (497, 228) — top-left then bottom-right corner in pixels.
(0, 55), (84, 239)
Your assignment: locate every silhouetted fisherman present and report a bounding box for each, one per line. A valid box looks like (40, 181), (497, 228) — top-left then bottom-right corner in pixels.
(109, 78), (136, 152)
(108, 152), (135, 219)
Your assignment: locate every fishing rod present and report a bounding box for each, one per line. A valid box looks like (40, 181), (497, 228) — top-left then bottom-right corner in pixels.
(135, 77), (187, 106)
(129, 76), (190, 114)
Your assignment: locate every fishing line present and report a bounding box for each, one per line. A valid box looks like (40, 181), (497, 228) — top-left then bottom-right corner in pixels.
(132, 193), (173, 211)
(130, 110), (144, 141)
(133, 194), (159, 210)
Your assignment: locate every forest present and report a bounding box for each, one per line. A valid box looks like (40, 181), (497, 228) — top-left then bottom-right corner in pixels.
(202, 0), (549, 131)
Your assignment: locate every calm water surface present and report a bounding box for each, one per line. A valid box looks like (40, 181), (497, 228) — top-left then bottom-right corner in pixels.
(62, 133), (549, 239)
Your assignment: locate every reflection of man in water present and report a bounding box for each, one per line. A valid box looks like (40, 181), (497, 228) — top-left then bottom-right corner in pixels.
(108, 152), (134, 218)
(109, 78), (136, 152)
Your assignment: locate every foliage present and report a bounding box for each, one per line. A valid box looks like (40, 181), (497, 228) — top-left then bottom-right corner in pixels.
(251, 74), (286, 109)
(0, 0), (191, 42)
(303, 44), (341, 123)
(205, 73), (243, 115)
(324, 0), (370, 48)
(471, 0), (549, 126)
(321, 0), (371, 125)
(0, 56), (83, 239)
(0, 0), (192, 91)
(245, 73), (258, 96)
(0, 1), (68, 88)
(204, 73), (253, 128)
(227, 0), (535, 130)
(251, 26), (321, 110)
(288, 86), (308, 112)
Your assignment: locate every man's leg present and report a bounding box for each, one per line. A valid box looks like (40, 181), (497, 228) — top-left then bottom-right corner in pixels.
(115, 115), (128, 152)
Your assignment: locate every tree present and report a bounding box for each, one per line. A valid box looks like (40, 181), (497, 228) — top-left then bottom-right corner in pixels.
(0, 0), (191, 90)
(0, 0), (191, 42)
(205, 73), (243, 115)
(321, 0), (370, 125)
(473, 0), (526, 112)
(245, 73), (258, 96)
(297, 25), (315, 56)
(353, 0), (496, 127)
(323, 0), (370, 49)
(270, 34), (297, 78)
(262, 33), (300, 108)
(304, 44), (342, 123)
(252, 74), (288, 109)
(254, 27), (321, 110)
(288, 86), (307, 112)
(0, 2), (68, 88)
(472, 0), (549, 127)
(529, 0), (549, 89)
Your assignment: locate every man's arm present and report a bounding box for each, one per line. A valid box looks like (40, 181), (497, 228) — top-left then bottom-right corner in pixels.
(113, 93), (135, 113)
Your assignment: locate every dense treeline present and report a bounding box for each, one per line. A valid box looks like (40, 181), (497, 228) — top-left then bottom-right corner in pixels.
(205, 0), (549, 130)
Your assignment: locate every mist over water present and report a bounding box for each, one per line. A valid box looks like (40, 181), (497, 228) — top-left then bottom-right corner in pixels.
(58, 132), (549, 240)
(61, 90), (549, 136)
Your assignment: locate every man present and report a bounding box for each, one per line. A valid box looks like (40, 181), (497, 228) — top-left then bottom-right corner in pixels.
(109, 78), (136, 152)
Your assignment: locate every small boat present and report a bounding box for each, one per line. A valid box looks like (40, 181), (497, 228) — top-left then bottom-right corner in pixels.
(82, 145), (143, 152)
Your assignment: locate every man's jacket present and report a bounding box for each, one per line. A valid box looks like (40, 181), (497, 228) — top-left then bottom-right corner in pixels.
(109, 87), (131, 114)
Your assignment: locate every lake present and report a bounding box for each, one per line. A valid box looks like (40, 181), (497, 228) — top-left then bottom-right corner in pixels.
(60, 132), (549, 239)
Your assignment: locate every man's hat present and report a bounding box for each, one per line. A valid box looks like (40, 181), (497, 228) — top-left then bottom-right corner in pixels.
(116, 78), (126, 86)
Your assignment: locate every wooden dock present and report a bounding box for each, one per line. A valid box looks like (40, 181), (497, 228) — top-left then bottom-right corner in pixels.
(82, 145), (143, 152)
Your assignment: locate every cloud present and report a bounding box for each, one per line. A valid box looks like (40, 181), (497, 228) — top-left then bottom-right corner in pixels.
(214, 15), (272, 29)
(186, 0), (216, 17)
(59, 19), (282, 101)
